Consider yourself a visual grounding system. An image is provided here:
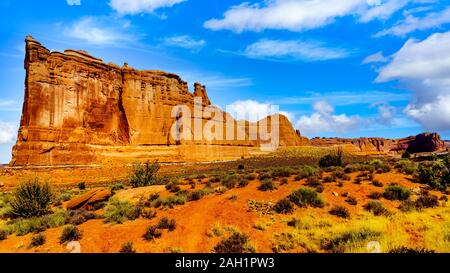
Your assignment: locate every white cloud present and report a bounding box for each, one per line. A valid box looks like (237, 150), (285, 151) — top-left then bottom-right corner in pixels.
(109, 0), (186, 15)
(0, 121), (17, 144)
(375, 6), (450, 37)
(296, 101), (362, 136)
(67, 0), (81, 6)
(375, 103), (396, 125)
(226, 100), (292, 122)
(163, 35), (206, 50)
(64, 16), (136, 45)
(362, 51), (389, 64)
(244, 39), (351, 62)
(376, 31), (450, 130)
(204, 0), (415, 33)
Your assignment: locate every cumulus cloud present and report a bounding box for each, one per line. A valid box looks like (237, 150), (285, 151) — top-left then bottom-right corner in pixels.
(67, 0), (81, 6)
(375, 103), (396, 125)
(227, 100), (293, 122)
(243, 39), (351, 62)
(362, 51), (389, 64)
(109, 0), (186, 15)
(0, 121), (17, 144)
(376, 31), (450, 131)
(375, 6), (450, 37)
(296, 101), (362, 136)
(64, 16), (136, 45)
(163, 35), (206, 50)
(204, 0), (414, 33)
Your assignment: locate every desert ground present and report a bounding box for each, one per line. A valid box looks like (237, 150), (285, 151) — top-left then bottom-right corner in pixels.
(1, 146), (449, 253)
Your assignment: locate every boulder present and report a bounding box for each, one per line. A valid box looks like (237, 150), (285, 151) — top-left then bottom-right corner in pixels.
(64, 189), (112, 210)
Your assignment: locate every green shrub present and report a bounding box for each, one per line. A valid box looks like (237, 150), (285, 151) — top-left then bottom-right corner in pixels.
(143, 225), (162, 241)
(165, 181), (181, 193)
(129, 161), (161, 188)
(238, 179), (250, 188)
(372, 180), (384, 187)
(29, 233), (45, 248)
(110, 182), (125, 192)
(60, 225), (82, 244)
(65, 209), (97, 225)
(258, 179), (277, 191)
(329, 206), (350, 219)
(244, 174), (256, 180)
(271, 167), (293, 178)
(214, 232), (255, 253)
(368, 191), (383, 200)
(396, 159), (417, 175)
(221, 175), (238, 189)
(104, 198), (137, 224)
(0, 229), (7, 240)
(414, 194), (439, 209)
(188, 189), (205, 201)
(319, 148), (343, 168)
(401, 151), (411, 159)
(274, 199), (294, 214)
(389, 246), (435, 253)
(345, 196), (358, 205)
(383, 184), (411, 201)
(152, 195), (187, 208)
(322, 228), (380, 253)
(5, 211), (67, 236)
(364, 201), (389, 216)
(157, 217), (176, 231)
(296, 165), (318, 180)
(289, 188), (325, 208)
(416, 161), (450, 191)
(77, 182), (86, 190)
(120, 241), (136, 253)
(10, 178), (53, 218)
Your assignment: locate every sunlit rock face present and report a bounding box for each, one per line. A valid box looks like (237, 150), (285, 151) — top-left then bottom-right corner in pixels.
(10, 36), (307, 166)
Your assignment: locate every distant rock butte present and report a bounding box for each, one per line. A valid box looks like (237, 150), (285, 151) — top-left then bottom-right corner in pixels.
(10, 36), (308, 166)
(310, 132), (447, 154)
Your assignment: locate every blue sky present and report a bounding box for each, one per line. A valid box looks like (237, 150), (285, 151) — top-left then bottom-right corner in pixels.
(1, 0), (450, 163)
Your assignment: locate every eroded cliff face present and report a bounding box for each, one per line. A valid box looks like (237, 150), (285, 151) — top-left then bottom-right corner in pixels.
(310, 133), (447, 154)
(11, 36), (307, 166)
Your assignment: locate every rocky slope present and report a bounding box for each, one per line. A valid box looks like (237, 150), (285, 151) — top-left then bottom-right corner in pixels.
(10, 36), (307, 166)
(310, 132), (447, 154)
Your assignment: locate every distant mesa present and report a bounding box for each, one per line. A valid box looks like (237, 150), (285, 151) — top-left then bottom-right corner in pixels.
(10, 36), (307, 166)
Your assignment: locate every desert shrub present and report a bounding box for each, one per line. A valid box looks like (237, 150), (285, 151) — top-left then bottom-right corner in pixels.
(77, 182), (86, 190)
(237, 164), (245, 170)
(399, 200), (416, 212)
(103, 198), (137, 224)
(119, 241), (136, 253)
(396, 159), (417, 175)
(344, 163), (371, 174)
(329, 206), (350, 219)
(369, 159), (391, 174)
(110, 182), (125, 192)
(331, 170), (350, 181)
(280, 178), (288, 185)
(295, 165), (318, 180)
(274, 199), (294, 214)
(129, 161), (160, 188)
(315, 184), (325, 193)
(414, 194), (439, 209)
(383, 184), (411, 201)
(305, 176), (321, 187)
(238, 179), (250, 188)
(368, 191), (383, 200)
(53, 192), (73, 206)
(289, 188), (325, 208)
(322, 176), (336, 183)
(319, 148), (343, 168)
(271, 167), (293, 178)
(65, 209), (97, 225)
(59, 225), (82, 244)
(215, 186), (228, 195)
(221, 175), (238, 189)
(258, 179), (277, 191)
(321, 228), (380, 253)
(5, 211), (67, 236)
(143, 225), (162, 241)
(244, 174), (256, 180)
(196, 174), (207, 180)
(157, 217), (176, 231)
(346, 196), (358, 205)
(10, 178), (53, 218)
(353, 177), (362, 184)
(29, 233), (45, 248)
(214, 232), (255, 253)
(364, 201), (389, 216)
(165, 181), (181, 193)
(208, 176), (221, 183)
(149, 193), (160, 202)
(372, 180), (384, 187)
(287, 218), (301, 228)
(247, 200), (275, 215)
(188, 189), (205, 201)
(402, 151), (411, 159)
(389, 246), (435, 253)
(0, 229), (7, 240)
(416, 161), (450, 191)
(152, 195), (187, 209)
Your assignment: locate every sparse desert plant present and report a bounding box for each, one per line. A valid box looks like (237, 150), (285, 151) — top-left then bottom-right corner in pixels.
(237, 164), (245, 170)
(368, 191), (383, 200)
(188, 189), (205, 201)
(143, 225), (162, 241)
(5, 211), (67, 236)
(65, 209), (97, 225)
(238, 179), (250, 188)
(29, 233), (45, 248)
(280, 178), (288, 185)
(274, 199), (294, 214)
(271, 167), (293, 178)
(59, 225), (82, 244)
(244, 173), (256, 180)
(165, 181), (181, 193)
(315, 184), (325, 193)
(247, 200), (275, 215)
(399, 200), (416, 212)
(353, 177), (362, 184)
(305, 175), (321, 187)
(396, 159), (417, 175)
(110, 182), (125, 192)
(157, 217), (176, 231)
(77, 182), (86, 190)
(372, 180), (384, 187)
(345, 196), (358, 205)
(329, 206), (350, 219)
(319, 148), (343, 168)
(389, 246), (435, 253)
(104, 198), (137, 224)
(214, 232), (255, 253)
(129, 161), (161, 188)
(295, 165), (318, 180)
(152, 194), (187, 208)
(416, 161), (450, 191)
(10, 178), (53, 218)
(258, 179), (277, 191)
(149, 193), (160, 202)
(321, 228), (380, 253)
(0, 229), (7, 240)
(119, 241), (136, 253)
(364, 200), (389, 216)
(221, 175), (238, 189)
(414, 193), (439, 209)
(289, 188), (325, 208)
(401, 151), (411, 159)
(383, 184), (411, 201)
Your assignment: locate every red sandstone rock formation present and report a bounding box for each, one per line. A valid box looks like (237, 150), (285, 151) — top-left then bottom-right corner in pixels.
(10, 36), (307, 166)
(310, 132), (447, 154)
